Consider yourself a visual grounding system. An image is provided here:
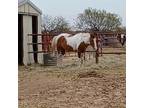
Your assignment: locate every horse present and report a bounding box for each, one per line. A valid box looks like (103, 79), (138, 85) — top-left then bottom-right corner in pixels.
(117, 34), (126, 46)
(52, 32), (98, 66)
(121, 34), (126, 46)
(51, 33), (71, 55)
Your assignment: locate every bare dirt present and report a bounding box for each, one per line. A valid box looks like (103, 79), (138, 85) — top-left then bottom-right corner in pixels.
(19, 48), (126, 108)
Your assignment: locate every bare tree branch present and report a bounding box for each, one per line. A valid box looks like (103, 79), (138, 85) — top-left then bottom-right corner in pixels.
(75, 8), (122, 32)
(42, 15), (71, 33)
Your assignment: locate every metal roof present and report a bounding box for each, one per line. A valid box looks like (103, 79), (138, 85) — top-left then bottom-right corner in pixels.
(18, 0), (42, 14)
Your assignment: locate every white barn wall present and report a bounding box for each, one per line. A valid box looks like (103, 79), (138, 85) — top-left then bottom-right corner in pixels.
(19, 1), (43, 65)
(27, 15), (35, 64)
(23, 15), (34, 65)
(37, 15), (43, 64)
(22, 15), (29, 65)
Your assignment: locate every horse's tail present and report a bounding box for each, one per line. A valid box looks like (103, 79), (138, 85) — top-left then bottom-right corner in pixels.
(51, 33), (71, 56)
(51, 36), (57, 56)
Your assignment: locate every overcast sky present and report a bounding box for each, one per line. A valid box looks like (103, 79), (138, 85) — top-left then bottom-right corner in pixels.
(31, 0), (126, 26)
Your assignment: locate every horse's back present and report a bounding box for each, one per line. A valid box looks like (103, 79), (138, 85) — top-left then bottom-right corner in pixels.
(51, 33), (71, 51)
(65, 33), (91, 50)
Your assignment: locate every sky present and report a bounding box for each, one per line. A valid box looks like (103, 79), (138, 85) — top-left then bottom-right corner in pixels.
(31, 0), (126, 26)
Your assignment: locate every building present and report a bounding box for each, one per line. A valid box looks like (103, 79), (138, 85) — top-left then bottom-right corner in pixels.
(18, 0), (43, 65)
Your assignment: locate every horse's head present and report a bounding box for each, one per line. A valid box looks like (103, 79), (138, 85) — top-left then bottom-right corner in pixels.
(89, 32), (97, 50)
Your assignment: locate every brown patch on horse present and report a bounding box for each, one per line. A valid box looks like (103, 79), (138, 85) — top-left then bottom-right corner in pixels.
(78, 42), (89, 52)
(77, 42), (89, 58)
(65, 45), (74, 52)
(57, 36), (66, 55)
(57, 36), (74, 55)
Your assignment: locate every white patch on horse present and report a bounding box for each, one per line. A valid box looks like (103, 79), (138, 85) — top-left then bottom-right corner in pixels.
(51, 33), (71, 51)
(54, 33), (71, 45)
(121, 34), (124, 39)
(65, 33), (91, 50)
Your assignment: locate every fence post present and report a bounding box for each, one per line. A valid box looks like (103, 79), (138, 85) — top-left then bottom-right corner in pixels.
(95, 50), (99, 64)
(95, 33), (99, 64)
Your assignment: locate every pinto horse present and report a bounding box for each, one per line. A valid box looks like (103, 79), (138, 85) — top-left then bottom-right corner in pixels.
(51, 33), (98, 65)
(51, 33), (71, 55)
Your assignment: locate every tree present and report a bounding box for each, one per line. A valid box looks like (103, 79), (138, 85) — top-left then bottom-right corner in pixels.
(115, 26), (126, 33)
(75, 8), (122, 31)
(42, 15), (70, 33)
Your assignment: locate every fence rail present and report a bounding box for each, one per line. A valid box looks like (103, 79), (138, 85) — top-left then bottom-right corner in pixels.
(27, 34), (50, 36)
(27, 43), (43, 45)
(27, 33), (126, 64)
(85, 51), (125, 54)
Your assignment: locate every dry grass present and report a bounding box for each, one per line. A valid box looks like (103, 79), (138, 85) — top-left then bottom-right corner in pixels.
(19, 48), (126, 108)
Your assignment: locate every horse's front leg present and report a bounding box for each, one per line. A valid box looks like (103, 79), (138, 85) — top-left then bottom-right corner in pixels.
(56, 53), (60, 67)
(78, 52), (81, 66)
(78, 52), (84, 66)
(83, 52), (86, 63)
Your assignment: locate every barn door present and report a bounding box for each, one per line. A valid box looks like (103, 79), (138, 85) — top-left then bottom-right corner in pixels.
(18, 14), (23, 65)
(32, 16), (38, 63)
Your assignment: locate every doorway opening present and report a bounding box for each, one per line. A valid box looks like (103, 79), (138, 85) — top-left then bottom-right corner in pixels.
(18, 14), (23, 65)
(32, 16), (38, 63)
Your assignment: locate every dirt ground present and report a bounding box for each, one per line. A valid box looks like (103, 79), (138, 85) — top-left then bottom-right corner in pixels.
(19, 48), (126, 108)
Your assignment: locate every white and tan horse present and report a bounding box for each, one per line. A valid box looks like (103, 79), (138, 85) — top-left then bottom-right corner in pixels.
(51, 33), (98, 66)
(51, 33), (71, 55)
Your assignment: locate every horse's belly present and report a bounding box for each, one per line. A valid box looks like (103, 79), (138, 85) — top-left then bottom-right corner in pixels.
(66, 45), (74, 51)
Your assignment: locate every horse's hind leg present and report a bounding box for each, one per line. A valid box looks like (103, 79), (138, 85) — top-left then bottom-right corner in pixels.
(60, 54), (64, 67)
(57, 53), (63, 67)
(83, 52), (87, 61)
(56, 53), (60, 67)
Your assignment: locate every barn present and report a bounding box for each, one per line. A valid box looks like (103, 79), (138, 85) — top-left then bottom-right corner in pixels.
(18, 0), (43, 65)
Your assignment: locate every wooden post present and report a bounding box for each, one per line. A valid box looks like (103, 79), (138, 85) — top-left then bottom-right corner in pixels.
(95, 51), (96, 63)
(95, 33), (99, 64)
(95, 50), (99, 64)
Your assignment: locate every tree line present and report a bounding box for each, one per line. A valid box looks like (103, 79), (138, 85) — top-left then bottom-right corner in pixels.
(42, 8), (126, 34)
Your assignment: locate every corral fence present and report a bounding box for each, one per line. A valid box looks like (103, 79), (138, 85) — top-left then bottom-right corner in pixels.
(27, 32), (126, 65)
(27, 33), (57, 66)
(91, 32), (126, 63)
